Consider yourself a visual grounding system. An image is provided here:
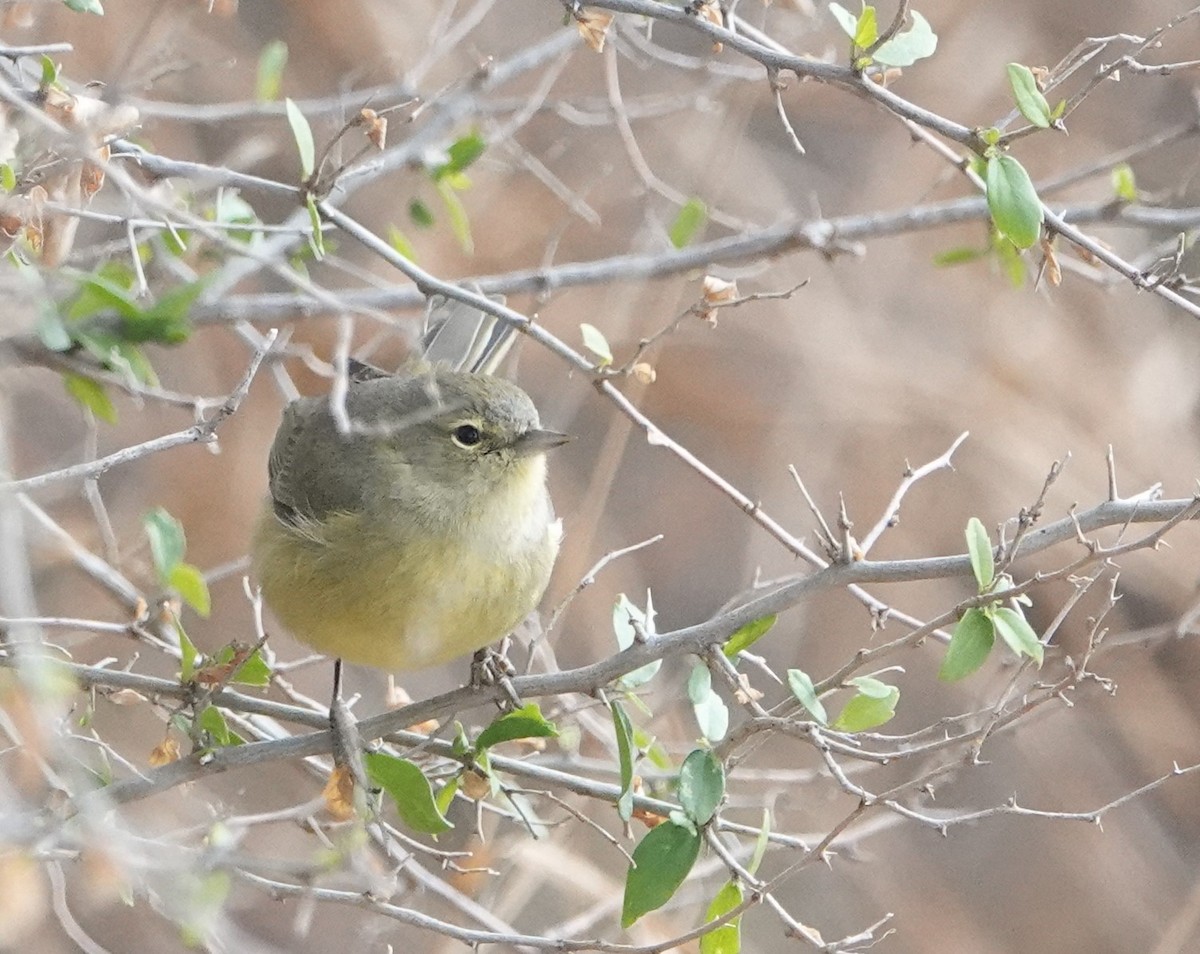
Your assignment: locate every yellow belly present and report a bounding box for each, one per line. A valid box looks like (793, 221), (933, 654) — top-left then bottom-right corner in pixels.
(252, 507), (557, 671)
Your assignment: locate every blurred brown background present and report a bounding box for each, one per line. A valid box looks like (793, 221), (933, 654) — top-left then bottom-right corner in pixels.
(5, 0), (1200, 951)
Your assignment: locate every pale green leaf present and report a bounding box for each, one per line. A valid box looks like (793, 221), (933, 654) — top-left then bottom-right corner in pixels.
(993, 606), (1044, 666)
(168, 562), (211, 618)
(1007, 63), (1052, 128)
(873, 11), (938, 67)
(688, 664), (729, 742)
(284, 98), (315, 179)
(986, 154), (1043, 249)
(831, 682), (898, 732)
(255, 40), (288, 102)
(436, 178), (474, 254)
(143, 507), (186, 580)
(787, 668), (828, 725)
(580, 322), (613, 368)
(965, 516), (995, 590)
(614, 592), (661, 688)
(669, 197), (707, 249)
(1111, 163), (1137, 202)
(829, 3), (859, 38)
(700, 880), (743, 954)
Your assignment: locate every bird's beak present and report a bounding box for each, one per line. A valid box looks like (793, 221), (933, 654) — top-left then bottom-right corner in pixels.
(514, 429), (573, 457)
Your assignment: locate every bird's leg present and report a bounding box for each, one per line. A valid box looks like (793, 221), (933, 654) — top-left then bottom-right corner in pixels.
(469, 638), (523, 710)
(329, 658), (369, 798)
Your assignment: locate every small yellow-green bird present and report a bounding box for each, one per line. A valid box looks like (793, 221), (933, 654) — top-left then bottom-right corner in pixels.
(251, 296), (568, 674)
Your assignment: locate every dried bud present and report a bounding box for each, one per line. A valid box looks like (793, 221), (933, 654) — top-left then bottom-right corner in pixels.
(576, 9), (614, 52)
(630, 362), (657, 385)
(149, 736), (181, 767)
(322, 764), (357, 820)
(461, 769), (491, 801)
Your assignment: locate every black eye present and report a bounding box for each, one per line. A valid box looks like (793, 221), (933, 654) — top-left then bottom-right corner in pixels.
(452, 424), (482, 447)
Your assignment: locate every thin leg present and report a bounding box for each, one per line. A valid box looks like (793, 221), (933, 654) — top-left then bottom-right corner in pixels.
(329, 657), (367, 793)
(469, 639), (523, 710)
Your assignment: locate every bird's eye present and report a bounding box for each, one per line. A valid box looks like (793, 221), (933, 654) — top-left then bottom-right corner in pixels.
(451, 423), (482, 448)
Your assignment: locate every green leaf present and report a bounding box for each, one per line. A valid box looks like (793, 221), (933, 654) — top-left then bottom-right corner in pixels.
(409, 198), (435, 228)
(1006, 63), (1052, 128)
(143, 507), (186, 580)
(722, 614), (776, 658)
(255, 40), (288, 102)
(475, 702), (558, 751)
(39, 55), (59, 87)
(621, 820), (702, 928)
(1111, 162), (1137, 202)
(829, 3), (860, 39)
(873, 11), (938, 67)
(63, 374), (116, 424)
(786, 668), (828, 725)
(435, 178), (473, 254)
(932, 245), (989, 267)
(176, 620), (198, 684)
(669, 198), (707, 249)
(62, 0), (103, 14)
(938, 607), (995, 681)
(580, 322), (613, 367)
(124, 279), (206, 344)
(387, 225), (417, 262)
(993, 233), (1027, 287)
(284, 98), (315, 179)
(993, 606), (1044, 666)
(964, 517), (995, 590)
(853, 5), (878, 48)
(434, 131), (486, 180)
(364, 752), (454, 835)
(688, 663), (729, 742)
(613, 592), (662, 688)
(0, 162), (15, 193)
(747, 808), (770, 876)
(678, 748), (724, 826)
(305, 195), (325, 260)
(168, 563), (211, 618)
(986, 154), (1043, 249)
(831, 680), (898, 732)
(198, 705), (243, 746)
(37, 311), (72, 351)
(700, 879), (743, 954)
(611, 700), (636, 822)
(435, 774), (459, 816)
(231, 650), (272, 687)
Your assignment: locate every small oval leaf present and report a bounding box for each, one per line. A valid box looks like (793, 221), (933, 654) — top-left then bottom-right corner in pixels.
(1007, 63), (1052, 128)
(964, 517), (995, 591)
(678, 748), (724, 826)
(986, 154), (1043, 249)
(993, 606), (1044, 666)
(938, 607), (995, 681)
